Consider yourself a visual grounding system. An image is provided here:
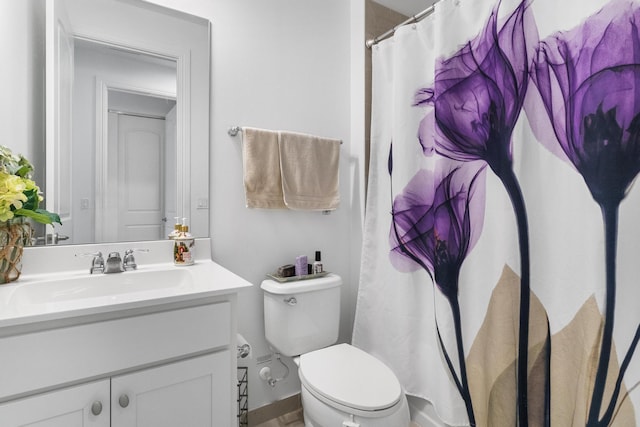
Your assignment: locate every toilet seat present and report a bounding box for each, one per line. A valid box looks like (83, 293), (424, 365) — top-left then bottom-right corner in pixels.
(298, 343), (403, 414)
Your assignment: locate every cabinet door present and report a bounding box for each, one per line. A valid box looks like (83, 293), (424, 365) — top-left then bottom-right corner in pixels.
(112, 351), (232, 427)
(0, 379), (110, 427)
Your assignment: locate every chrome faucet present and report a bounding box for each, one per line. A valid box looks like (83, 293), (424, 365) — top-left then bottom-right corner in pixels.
(123, 250), (136, 271)
(76, 251), (105, 274)
(123, 249), (149, 271)
(104, 252), (124, 274)
(77, 249), (149, 274)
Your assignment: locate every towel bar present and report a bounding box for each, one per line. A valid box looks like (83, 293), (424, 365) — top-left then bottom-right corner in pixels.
(228, 126), (342, 144)
(228, 126), (242, 137)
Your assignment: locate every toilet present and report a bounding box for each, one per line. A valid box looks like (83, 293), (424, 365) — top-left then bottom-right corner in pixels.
(261, 274), (410, 426)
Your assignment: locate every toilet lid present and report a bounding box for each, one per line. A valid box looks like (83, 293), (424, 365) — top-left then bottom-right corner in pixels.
(298, 343), (402, 412)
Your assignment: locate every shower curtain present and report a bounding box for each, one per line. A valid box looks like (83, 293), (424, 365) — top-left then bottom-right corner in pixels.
(352, 0), (640, 425)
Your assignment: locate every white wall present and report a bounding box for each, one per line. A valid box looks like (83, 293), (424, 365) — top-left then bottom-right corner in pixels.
(0, 0), (45, 167)
(0, 0), (46, 229)
(146, 0), (364, 410)
(0, 0), (46, 241)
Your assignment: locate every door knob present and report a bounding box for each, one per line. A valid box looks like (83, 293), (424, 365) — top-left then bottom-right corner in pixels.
(91, 401), (103, 416)
(32, 233), (70, 245)
(119, 394), (130, 408)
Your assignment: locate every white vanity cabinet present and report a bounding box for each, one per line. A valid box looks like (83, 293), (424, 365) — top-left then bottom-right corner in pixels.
(0, 352), (228, 426)
(112, 352), (228, 427)
(0, 298), (237, 427)
(0, 379), (111, 426)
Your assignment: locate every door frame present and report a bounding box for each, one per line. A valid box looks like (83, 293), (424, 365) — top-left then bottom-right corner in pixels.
(45, 0), (75, 242)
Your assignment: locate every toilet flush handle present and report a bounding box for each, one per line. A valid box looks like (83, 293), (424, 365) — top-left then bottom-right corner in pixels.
(283, 296), (297, 306)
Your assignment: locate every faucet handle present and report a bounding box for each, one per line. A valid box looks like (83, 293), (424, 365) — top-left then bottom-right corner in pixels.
(76, 251), (105, 274)
(123, 248), (149, 271)
(124, 248), (149, 255)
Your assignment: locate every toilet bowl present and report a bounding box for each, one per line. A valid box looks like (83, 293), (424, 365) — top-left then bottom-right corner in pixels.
(297, 343), (409, 426)
(261, 274), (410, 426)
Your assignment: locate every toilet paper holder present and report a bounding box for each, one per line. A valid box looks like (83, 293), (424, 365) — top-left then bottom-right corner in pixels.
(237, 333), (251, 359)
(237, 343), (251, 359)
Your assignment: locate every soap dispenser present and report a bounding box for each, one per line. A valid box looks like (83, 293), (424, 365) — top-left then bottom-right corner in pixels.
(168, 217), (181, 240)
(173, 218), (195, 266)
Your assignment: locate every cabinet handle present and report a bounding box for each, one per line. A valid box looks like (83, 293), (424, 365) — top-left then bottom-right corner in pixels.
(91, 401), (103, 416)
(119, 394), (130, 408)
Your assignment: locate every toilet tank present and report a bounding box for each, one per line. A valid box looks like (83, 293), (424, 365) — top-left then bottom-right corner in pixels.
(261, 274), (342, 357)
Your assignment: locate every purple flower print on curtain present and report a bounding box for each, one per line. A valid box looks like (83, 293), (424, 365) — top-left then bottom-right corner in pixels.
(415, 1), (539, 424)
(531, 0), (640, 206)
(389, 157), (486, 426)
(530, 1), (640, 425)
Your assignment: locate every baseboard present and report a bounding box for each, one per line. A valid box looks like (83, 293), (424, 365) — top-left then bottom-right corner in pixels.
(248, 393), (302, 426)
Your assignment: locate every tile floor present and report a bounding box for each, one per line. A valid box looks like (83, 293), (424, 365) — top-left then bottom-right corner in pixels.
(254, 408), (422, 427)
(253, 408), (305, 427)
(247, 393), (422, 427)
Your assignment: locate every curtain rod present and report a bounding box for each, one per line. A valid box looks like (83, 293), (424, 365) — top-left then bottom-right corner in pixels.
(366, 3), (437, 49)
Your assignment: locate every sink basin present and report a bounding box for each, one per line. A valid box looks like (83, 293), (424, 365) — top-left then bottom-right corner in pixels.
(0, 239), (253, 329)
(6, 268), (194, 312)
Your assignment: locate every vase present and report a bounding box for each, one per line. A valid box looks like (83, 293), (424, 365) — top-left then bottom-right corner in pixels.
(0, 217), (32, 284)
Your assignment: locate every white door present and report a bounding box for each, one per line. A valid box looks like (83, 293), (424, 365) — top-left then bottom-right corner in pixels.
(111, 352), (230, 427)
(45, 0), (74, 243)
(115, 114), (165, 242)
(0, 380), (110, 427)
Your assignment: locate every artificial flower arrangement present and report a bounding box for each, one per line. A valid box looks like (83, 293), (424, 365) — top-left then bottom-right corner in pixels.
(0, 145), (60, 226)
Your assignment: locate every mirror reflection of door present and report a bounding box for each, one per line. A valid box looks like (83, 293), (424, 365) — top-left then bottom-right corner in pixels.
(107, 111), (172, 242)
(45, 0), (211, 245)
(71, 39), (177, 244)
(102, 91), (176, 243)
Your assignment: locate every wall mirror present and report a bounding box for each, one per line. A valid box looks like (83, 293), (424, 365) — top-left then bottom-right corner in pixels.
(46, 0), (210, 245)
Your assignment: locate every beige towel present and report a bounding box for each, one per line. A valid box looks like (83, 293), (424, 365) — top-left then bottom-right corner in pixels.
(278, 131), (341, 211)
(242, 127), (287, 209)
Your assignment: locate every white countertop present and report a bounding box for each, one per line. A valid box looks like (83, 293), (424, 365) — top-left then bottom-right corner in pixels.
(0, 238), (252, 329)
